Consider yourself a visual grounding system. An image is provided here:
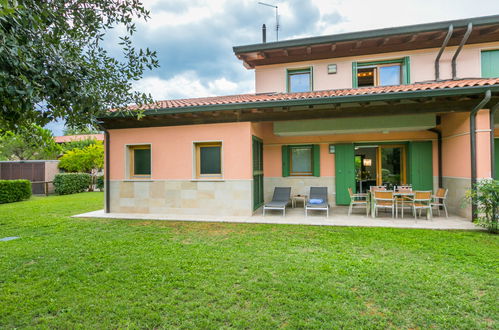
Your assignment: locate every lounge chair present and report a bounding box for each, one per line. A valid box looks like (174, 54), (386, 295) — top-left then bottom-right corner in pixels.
(263, 187), (291, 216)
(305, 187), (330, 217)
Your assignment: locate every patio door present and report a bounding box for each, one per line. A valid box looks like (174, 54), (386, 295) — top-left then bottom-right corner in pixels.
(252, 136), (264, 210)
(408, 141), (433, 190)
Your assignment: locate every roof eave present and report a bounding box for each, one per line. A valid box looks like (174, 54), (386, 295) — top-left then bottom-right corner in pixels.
(233, 14), (499, 54)
(101, 84), (499, 120)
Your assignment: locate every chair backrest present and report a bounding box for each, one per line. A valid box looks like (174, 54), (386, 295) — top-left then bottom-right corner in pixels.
(396, 185), (412, 192)
(370, 185), (386, 192)
(374, 191), (393, 200)
(272, 187), (291, 202)
(414, 191), (432, 201)
(310, 187), (328, 202)
(435, 188), (448, 198)
(348, 187), (354, 197)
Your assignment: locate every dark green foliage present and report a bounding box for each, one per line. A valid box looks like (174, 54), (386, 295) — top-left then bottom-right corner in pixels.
(96, 175), (104, 191)
(0, 0), (159, 130)
(53, 173), (91, 195)
(0, 124), (61, 160)
(0, 179), (31, 203)
(466, 179), (499, 233)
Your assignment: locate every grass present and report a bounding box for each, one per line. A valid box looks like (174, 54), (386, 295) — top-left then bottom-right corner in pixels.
(0, 192), (498, 329)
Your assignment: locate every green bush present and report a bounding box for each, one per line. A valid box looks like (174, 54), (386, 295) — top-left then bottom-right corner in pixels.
(466, 179), (499, 233)
(0, 179), (32, 203)
(53, 173), (92, 195)
(96, 175), (104, 191)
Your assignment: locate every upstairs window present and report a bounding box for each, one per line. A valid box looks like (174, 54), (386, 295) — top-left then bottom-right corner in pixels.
(481, 49), (499, 78)
(353, 57), (410, 88)
(287, 68), (312, 93)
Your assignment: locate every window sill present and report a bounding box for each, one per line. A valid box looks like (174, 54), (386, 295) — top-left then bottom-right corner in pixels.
(190, 179), (225, 182)
(124, 178), (153, 182)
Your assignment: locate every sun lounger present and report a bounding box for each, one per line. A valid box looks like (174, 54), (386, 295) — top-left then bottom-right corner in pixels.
(263, 187), (291, 216)
(305, 187), (329, 217)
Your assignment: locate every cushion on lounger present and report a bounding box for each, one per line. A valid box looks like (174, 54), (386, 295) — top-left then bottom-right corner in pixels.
(308, 199), (323, 204)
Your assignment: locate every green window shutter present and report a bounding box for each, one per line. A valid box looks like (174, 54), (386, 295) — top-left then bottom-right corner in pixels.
(282, 145), (290, 177)
(403, 56), (411, 84)
(335, 144), (356, 205)
(408, 141), (433, 190)
(312, 144), (320, 177)
(352, 62), (358, 88)
(134, 148), (151, 175)
(481, 50), (499, 78)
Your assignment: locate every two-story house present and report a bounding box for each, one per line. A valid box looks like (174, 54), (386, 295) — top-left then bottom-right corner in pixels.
(100, 15), (499, 219)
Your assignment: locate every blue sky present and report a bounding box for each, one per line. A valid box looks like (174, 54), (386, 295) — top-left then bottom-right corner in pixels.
(46, 0), (499, 135)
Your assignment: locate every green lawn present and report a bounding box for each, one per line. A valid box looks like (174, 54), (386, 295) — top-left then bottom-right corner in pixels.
(0, 193), (497, 328)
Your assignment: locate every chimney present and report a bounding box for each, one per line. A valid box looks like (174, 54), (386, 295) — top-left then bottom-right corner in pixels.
(262, 24), (267, 43)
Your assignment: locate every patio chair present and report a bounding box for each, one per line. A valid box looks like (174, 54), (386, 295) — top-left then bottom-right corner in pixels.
(348, 187), (368, 216)
(395, 185), (413, 218)
(263, 187), (291, 216)
(412, 191), (433, 220)
(305, 187), (330, 217)
(373, 191), (395, 218)
(430, 188), (448, 218)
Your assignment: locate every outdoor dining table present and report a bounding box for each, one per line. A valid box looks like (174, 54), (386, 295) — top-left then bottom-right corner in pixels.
(368, 191), (415, 218)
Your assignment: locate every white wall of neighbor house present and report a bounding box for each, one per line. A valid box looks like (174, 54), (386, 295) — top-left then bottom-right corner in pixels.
(254, 42), (498, 93)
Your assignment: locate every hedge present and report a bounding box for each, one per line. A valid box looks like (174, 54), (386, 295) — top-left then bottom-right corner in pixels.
(53, 173), (92, 195)
(0, 180), (32, 204)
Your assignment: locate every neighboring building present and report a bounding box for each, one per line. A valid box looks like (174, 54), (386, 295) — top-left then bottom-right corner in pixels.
(54, 134), (104, 144)
(100, 15), (499, 218)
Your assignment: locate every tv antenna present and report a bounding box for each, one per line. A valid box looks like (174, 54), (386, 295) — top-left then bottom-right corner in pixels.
(258, 2), (279, 41)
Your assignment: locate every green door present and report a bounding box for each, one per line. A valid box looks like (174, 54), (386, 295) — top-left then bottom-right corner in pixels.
(495, 138), (499, 180)
(335, 144), (356, 205)
(481, 50), (499, 78)
(252, 136), (264, 210)
(408, 141), (433, 191)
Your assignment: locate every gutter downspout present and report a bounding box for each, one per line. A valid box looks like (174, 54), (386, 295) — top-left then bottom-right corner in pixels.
(104, 129), (110, 213)
(451, 23), (472, 80)
(428, 127), (443, 188)
(470, 90), (491, 220)
(490, 102), (499, 179)
(435, 25), (453, 81)
(97, 121), (110, 214)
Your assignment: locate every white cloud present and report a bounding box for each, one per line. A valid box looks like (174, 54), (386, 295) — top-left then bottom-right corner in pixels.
(133, 71), (253, 100)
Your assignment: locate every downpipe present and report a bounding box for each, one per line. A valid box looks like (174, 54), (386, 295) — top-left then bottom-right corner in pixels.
(470, 90), (491, 220)
(490, 101), (499, 179)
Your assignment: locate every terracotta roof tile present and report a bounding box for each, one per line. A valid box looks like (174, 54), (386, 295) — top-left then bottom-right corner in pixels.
(130, 78), (499, 112)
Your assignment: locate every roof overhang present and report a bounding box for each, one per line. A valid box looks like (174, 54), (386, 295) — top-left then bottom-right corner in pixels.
(233, 15), (499, 68)
(99, 84), (499, 130)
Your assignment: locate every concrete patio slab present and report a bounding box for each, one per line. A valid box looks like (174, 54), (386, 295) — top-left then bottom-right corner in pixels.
(73, 206), (481, 230)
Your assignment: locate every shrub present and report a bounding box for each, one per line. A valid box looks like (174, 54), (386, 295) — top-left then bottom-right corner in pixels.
(53, 173), (92, 195)
(96, 175), (104, 191)
(465, 179), (499, 233)
(0, 180), (32, 203)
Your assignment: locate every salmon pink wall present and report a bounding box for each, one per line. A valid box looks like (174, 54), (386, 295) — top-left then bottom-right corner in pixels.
(109, 122), (253, 180)
(254, 42), (499, 93)
(441, 111), (492, 179)
(257, 122), (436, 178)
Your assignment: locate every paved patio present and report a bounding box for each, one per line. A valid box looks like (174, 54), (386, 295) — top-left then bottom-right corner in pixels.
(74, 206), (480, 230)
